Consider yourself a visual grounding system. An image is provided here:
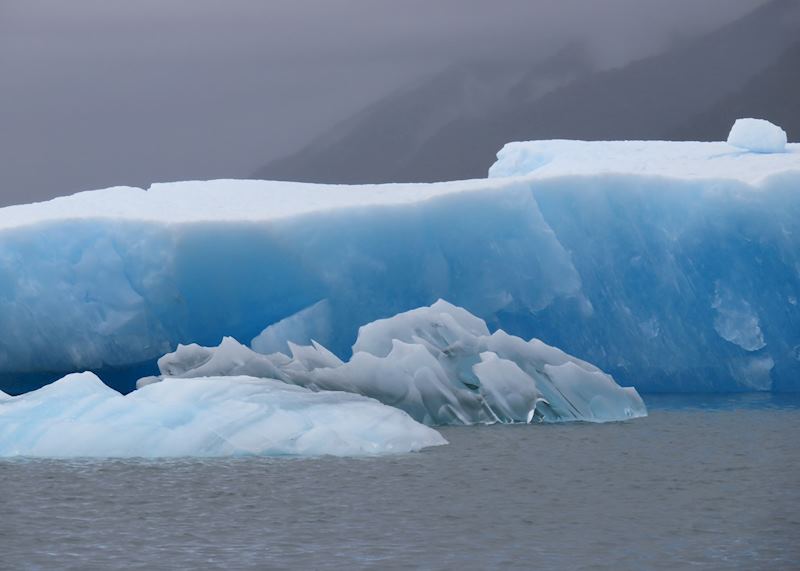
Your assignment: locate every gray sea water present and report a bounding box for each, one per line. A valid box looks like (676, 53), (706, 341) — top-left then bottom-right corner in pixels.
(1, 395), (799, 570)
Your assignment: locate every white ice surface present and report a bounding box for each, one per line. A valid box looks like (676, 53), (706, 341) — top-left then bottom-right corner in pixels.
(144, 301), (647, 425)
(489, 139), (798, 182)
(0, 178), (512, 231)
(0, 373), (446, 458)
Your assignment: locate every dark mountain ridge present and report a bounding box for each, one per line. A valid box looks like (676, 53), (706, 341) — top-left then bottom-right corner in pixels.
(256, 0), (800, 183)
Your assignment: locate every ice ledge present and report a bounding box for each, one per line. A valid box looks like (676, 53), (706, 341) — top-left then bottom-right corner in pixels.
(489, 139), (799, 183)
(0, 177), (517, 231)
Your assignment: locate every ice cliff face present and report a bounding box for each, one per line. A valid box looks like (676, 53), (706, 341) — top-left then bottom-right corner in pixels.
(1, 135), (798, 393)
(488, 138), (800, 392)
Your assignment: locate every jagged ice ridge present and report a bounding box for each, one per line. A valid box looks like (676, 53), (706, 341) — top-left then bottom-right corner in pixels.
(140, 300), (647, 425)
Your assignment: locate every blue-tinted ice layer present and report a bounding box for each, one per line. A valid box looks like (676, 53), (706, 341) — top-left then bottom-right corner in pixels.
(1, 138), (798, 393)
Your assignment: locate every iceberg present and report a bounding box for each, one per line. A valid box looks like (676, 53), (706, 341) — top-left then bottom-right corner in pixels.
(1, 123), (798, 393)
(141, 301), (647, 425)
(0, 372), (446, 458)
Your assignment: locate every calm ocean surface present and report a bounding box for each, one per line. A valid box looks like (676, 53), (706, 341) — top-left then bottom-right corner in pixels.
(2, 395), (799, 570)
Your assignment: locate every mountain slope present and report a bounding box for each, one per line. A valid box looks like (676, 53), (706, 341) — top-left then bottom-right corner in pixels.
(256, 0), (800, 183)
(671, 40), (800, 141)
(255, 46), (593, 183)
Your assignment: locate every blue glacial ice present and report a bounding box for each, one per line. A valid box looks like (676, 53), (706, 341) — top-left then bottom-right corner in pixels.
(0, 372), (446, 458)
(141, 300), (647, 425)
(1, 126), (798, 394)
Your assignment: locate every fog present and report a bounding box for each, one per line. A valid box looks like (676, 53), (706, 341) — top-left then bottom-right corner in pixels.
(0, 0), (765, 205)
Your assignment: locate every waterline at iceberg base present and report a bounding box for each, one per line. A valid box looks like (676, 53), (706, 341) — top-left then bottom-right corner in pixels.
(1, 131), (798, 395)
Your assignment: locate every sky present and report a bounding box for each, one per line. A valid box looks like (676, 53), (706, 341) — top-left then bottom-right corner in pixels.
(0, 0), (766, 206)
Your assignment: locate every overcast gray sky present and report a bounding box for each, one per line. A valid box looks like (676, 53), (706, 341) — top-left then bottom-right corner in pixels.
(0, 0), (765, 206)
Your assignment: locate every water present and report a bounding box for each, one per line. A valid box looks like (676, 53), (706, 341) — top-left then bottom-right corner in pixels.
(2, 396), (799, 570)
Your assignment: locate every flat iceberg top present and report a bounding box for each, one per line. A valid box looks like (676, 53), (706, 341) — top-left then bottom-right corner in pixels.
(0, 372), (446, 458)
(2, 139), (797, 232)
(0, 177), (510, 231)
(489, 140), (800, 183)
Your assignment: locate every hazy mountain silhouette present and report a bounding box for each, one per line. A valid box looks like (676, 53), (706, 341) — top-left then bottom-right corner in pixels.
(255, 45), (592, 184)
(256, 0), (800, 183)
(671, 40), (800, 141)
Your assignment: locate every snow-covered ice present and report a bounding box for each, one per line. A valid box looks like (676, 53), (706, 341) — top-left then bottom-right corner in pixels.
(142, 301), (647, 425)
(489, 138), (797, 181)
(726, 118), (787, 154)
(0, 372), (446, 457)
(1, 126), (798, 394)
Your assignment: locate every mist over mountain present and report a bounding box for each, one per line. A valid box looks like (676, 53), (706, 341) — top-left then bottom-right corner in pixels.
(257, 45), (593, 184)
(0, 0), (767, 206)
(671, 40), (800, 141)
(257, 0), (799, 183)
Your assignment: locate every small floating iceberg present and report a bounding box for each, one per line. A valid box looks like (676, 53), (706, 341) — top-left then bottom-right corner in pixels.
(0, 372), (446, 458)
(144, 300), (647, 425)
(726, 118), (787, 153)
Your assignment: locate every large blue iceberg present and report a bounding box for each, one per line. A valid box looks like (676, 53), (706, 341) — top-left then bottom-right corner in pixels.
(1, 135), (798, 393)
